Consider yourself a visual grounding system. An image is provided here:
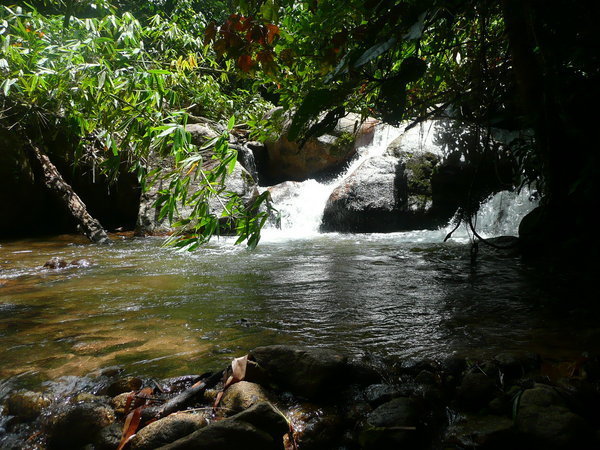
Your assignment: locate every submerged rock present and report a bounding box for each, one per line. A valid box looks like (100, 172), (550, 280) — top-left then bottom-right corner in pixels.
(42, 257), (93, 269)
(43, 257), (68, 269)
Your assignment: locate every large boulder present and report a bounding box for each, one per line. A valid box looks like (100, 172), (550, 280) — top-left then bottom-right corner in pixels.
(247, 345), (348, 399)
(320, 147), (440, 232)
(263, 111), (378, 183)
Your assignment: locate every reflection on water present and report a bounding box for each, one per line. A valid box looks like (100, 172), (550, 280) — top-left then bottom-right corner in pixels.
(0, 233), (598, 394)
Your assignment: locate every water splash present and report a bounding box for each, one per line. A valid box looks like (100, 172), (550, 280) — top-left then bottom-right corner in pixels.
(448, 188), (539, 242)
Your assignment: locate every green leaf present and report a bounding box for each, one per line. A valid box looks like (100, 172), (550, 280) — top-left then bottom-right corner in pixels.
(353, 37), (397, 68)
(227, 115), (235, 131)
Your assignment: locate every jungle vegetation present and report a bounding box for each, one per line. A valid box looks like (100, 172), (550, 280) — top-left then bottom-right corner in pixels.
(1, 0), (597, 254)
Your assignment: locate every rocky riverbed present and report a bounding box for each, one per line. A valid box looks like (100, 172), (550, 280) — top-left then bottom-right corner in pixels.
(2, 345), (599, 449)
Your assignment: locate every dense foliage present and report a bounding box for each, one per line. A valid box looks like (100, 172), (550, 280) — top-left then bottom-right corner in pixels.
(0, 0), (272, 248)
(1, 0), (597, 252)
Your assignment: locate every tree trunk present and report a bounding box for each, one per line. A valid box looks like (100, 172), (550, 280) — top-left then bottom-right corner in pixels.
(26, 142), (110, 244)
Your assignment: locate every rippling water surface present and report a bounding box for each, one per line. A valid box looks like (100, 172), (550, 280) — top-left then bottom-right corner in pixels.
(1, 229), (597, 395)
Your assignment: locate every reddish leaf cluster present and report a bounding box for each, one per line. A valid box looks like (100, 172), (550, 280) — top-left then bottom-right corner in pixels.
(205, 14), (280, 74)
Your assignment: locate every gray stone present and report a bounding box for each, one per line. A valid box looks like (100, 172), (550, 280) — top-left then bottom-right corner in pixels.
(159, 419), (275, 450)
(247, 345), (348, 399)
(493, 352), (539, 379)
(130, 412), (208, 449)
(135, 159), (258, 236)
(262, 112), (377, 182)
(320, 148), (440, 232)
(186, 122), (220, 143)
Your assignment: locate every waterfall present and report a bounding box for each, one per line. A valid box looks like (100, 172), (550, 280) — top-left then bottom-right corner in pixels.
(262, 121), (539, 241)
(263, 123), (406, 237)
(448, 188), (539, 241)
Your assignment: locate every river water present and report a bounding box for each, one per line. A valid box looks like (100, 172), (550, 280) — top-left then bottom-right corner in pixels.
(1, 124), (597, 398)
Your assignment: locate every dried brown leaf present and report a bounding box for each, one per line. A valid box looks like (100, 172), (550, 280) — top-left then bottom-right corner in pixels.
(117, 406), (144, 450)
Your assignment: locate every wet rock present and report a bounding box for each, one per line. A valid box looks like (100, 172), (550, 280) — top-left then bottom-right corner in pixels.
(488, 395), (511, 415)
(415, 369), (437, 385)
(220, 381), (270, 414)
(515, 383), (592, 448)
(106, 376), (143, 397)
(248, 345), (348, 399)
(129, 412), (208, 449)
(445, 414), (514, 449)
(94, 422), (122, 450)
(43, 257), (68, 269)
(4, 391), (51, 421)
(70, 258), (92, 267)
(44, 402), (115, 449)
(360, 397), (424, 449)
(439, 355), (467, 383)
(298, 415), (345, 450)
(493, 352), (539, 379)
(456, 372), (497, 411)
(99, 366), (123, 377)
(160, 402), (288, 450)
(366, 397), (422, 428)
(110, 392), (131, 415)
(70, 392), (101, 404)
(346, 360), (382, 385)
(364, 384), (401, 407)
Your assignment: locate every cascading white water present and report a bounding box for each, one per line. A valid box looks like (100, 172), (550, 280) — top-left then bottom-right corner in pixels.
(448, 188), (539, 242)
(263, 121), (539, 242)
(263, 123), (406, 238)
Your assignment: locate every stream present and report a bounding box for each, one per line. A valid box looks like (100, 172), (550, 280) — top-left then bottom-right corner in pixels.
(1, 124), (598, 403)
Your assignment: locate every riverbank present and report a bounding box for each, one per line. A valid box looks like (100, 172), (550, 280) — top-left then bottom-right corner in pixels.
(2, 344), (599, 449)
